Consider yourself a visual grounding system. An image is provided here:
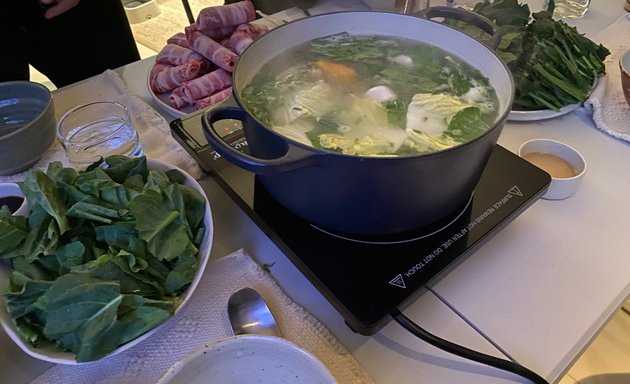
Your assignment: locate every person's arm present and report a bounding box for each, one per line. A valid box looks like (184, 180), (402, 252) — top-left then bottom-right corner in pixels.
(39, 0), (81, 19)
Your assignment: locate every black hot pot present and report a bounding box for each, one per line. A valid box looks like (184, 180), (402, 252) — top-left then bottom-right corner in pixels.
(203, 8), (514, 235)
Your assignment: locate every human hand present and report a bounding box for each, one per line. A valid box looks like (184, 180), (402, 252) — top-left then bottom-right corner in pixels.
(39, 0), (81, 19)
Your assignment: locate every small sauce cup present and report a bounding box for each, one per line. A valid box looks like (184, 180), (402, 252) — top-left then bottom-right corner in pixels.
(0, 183), (28, 216)
(518, 139), (586, 200)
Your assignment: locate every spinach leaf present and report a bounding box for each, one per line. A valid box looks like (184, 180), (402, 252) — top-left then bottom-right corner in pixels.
(444, 107), (490, 142)
(37, 241), (86, 277)
(128, 190), (180, 246)
(5, 271), (53, 320)
(21, 169), (69, 234)
(384, 100), (408, 129)
(43, 273), (123, 361)
(0, 207), (28, 255)
(41, 270), (173, 362)
(310, 32), (398, 62)
(102, 156), (148, 184)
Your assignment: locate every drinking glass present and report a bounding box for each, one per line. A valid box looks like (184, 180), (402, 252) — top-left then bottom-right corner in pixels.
(546, 0), (591, 19)
(398, 0), (430, 13)
(445, 0), (480, 11)
(57, 101), (143, 169)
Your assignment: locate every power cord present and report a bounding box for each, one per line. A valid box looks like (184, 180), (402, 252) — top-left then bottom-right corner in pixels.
(390, 308), (548, 384)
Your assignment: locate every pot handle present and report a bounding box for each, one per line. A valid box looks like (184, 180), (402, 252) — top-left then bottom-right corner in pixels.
(414, 6), (501, 50)
(202, 106), (319, 175)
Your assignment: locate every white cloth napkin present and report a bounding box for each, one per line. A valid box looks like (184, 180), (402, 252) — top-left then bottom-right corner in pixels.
(30, 249), (373, 384)
(0, 70), (204, 183)
(583, 14), (630, 139)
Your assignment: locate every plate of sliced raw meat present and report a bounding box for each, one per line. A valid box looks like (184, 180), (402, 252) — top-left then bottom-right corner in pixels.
(147, 0), (269, 117)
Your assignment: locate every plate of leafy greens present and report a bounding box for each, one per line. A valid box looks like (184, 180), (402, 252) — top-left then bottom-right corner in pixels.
(0, 156), (213, 364)
(508, 102), (581, 121)
(446, 0), (610, 121)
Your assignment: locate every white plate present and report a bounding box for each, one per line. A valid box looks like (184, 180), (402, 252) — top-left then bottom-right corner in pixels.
(508, 102), (581, 121)
(157, 335), (337, 384)
(0, 158), (214, 364)
(147, 68), (233, 118)
(508, 76), (600, 122)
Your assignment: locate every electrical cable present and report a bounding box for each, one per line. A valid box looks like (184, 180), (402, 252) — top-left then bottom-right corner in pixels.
(390, 308), (548, 384)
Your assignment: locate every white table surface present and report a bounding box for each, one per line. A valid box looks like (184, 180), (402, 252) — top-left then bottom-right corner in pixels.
(2, 1), (629, 383)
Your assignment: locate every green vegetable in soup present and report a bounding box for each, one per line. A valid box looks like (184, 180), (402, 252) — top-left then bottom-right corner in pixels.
(242, 33), (500, 157)
(0, 156), (206, 362)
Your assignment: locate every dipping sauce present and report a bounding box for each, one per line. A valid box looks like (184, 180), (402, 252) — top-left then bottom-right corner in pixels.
(0, 195), (25, 214)
(522, 152), (577, 178)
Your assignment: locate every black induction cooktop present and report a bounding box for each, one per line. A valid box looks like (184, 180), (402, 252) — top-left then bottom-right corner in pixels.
(171, 110), (551, 335)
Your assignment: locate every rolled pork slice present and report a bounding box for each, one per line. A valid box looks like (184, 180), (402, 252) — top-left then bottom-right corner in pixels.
(169, 86), (190, 110)
(198, 24), (237, 40)
(156, 44), (206, 66)
(235, 22), (269, 39)
(189, 21), (236, 41)
(196, 0), (255, 30)
(187, 30), (238, 72)
(222, 23), (269, 54)
(194, 87), (233, 110)
(166, 32), (190, 49)
(222, 31), (252, 55)
(182, 69), (232, 102)
(150, 59), (213, 94)
(149, 63), (169, 82)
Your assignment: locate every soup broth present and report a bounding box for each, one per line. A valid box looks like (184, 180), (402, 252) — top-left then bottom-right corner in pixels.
(242, 33), (500, 157)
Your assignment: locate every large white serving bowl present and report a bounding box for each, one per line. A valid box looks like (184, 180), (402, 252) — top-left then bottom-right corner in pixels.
(158, 335), (337, 384)
(0, 158), (214, 364)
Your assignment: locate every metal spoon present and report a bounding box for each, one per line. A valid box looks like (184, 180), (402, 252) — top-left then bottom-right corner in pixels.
(227, 287), (281, 337)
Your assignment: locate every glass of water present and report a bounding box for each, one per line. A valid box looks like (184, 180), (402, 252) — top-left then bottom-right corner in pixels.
(57, 101), (143, 169)
(546, 0), (590, 19)
(445, 0), (480, 11)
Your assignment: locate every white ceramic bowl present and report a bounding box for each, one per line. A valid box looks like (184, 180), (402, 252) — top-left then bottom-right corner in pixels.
(0, 158), (213, 364)
(518, 139), (586, 200)
(158, 335), (337, 384)
(0, 183), (28, 216)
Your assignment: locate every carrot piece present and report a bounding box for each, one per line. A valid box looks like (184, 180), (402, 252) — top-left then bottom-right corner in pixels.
(313, 59), (357, 86)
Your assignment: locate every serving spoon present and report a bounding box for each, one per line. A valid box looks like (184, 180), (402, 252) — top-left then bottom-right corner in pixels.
(227, 287), (281, 337)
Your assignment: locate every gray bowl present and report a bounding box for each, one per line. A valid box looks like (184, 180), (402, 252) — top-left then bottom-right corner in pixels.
(0, 81), (55, 175)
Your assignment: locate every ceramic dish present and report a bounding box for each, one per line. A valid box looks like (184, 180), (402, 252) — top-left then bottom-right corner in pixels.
(0, 81), (56, 175)
(0, 158), (214, 364)
(508, 77), (600, 122)
(147, 71), (232, 118)
(518, 138), (586, 200)
(508, 102), (581, 121)
(0, 183), (29, 216)
(157, 335), (337, 384)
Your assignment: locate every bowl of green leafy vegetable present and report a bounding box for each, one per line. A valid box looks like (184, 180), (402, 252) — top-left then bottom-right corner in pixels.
(0, 156), (213, 364)
(446, 0), (610, 121)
